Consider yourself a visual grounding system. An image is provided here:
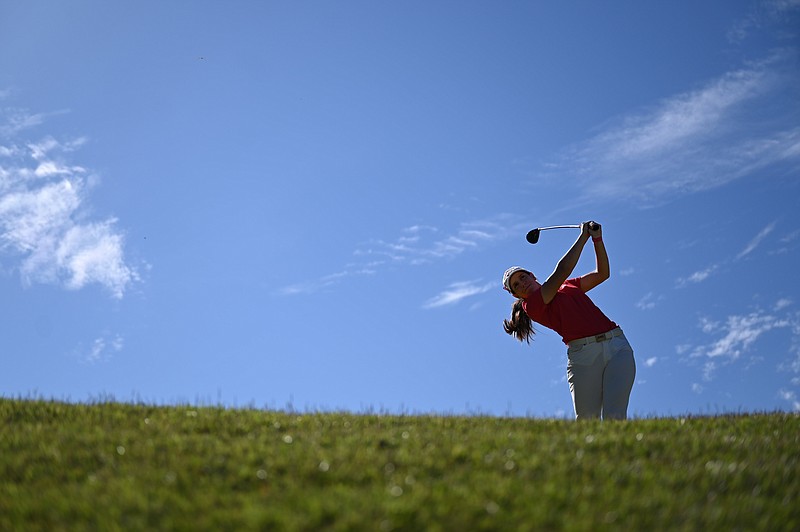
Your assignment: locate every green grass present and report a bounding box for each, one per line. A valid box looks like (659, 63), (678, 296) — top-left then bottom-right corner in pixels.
(1, 399), (798, 531)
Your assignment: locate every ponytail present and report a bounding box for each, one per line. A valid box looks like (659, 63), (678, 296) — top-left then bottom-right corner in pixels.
(503, 299), (535, 343)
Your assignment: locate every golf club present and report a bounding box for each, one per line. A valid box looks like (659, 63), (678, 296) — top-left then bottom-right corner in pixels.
(526, 222), (600, 244)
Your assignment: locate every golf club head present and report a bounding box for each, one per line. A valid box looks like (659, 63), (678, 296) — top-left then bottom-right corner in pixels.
(526, 229), (540, 244)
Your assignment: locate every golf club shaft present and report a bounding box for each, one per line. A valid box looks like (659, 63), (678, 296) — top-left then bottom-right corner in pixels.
(539, 223), (600, 232)
(526, 222), (601, 244)
(537, 225), (581, 231)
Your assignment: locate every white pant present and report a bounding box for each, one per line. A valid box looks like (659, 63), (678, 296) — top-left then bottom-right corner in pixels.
(566, 329), (636, 420)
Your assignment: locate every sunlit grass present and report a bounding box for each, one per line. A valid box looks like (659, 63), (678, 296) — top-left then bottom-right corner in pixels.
(1, 398), (798, 530)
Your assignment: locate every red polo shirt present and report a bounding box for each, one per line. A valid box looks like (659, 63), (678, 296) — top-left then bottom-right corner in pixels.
(522, 278), (618, 344)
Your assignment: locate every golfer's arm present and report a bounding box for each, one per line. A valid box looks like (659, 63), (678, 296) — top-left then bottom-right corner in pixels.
(541, 234), (590, 303)
(580, 239), (610, 292)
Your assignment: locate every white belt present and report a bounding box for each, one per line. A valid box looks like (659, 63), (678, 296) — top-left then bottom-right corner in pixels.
(568, 327), (623, 348)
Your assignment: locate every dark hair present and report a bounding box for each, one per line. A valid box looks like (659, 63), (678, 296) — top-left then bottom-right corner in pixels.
(503, 299), (535, 343)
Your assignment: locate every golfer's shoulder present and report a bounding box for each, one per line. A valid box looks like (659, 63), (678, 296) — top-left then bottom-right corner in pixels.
(522, 290), (545, 314)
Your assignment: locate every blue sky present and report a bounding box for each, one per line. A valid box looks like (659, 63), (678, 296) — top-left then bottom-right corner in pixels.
(1, 0), (799, 417)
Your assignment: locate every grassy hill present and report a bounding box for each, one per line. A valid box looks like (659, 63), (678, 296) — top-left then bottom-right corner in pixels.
(1, 398), (798, 530)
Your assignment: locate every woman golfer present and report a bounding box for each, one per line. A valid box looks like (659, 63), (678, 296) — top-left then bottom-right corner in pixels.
(502, 221), (635, 420)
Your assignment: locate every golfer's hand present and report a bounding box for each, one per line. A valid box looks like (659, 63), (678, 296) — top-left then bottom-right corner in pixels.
(586, 221), (602, 239)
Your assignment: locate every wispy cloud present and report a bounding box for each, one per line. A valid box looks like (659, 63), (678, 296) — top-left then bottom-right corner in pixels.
(1, 107), (137, 298)
(635, 292), (662, 310)
(280, 214), (524, 295)
(676, 264), (720, 287)
(77, 333), (125, 364)
(737, 220), (777, 259)
(422, 280), (494, 309)
(777, 388), (800, 412)
(774, 228), (800, 255)
(545, 51), (800, 206)
(780, 229), (800, 244)
(356, 217), (518, 266)
(686, 308), (798, 381)
(675, 221), (781, 287)
(0, 108), (69, 138)
(727, 0), (800, 43)
(694, 312), (791, 360)
(784, 312), (800, 374)
(279, 266), (379, 295)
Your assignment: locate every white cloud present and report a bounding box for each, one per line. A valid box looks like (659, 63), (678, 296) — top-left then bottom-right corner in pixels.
(28, 136), (86, 160)
(676, 264), (719, 287)
(359, 216), (517, 266)
(423, 280), (494, 309)
(645, 357), (658, 367)
(675, 344), (693, 355)
(699, 316), (720, 333)
(688, 310), (798, 381)
(728, 0), (800, 43)
(80, 333), (125, 364)
(545, 51), (800, 206)
(0, 109), (47, 137)
(674, 222), (782, 289)
(777, 389), (800, 412)
(695, 312), (790, 360)
(0, 107), (136, 298)
(55, 221), (134, 297)
(636, 292), (662, 310)
(737, 221), (776, 259)
(785, 313), (800, 374)
(0, 180), (80, 252)
(702, 361), (717, 382)
(780, 229), (800, 243)
(281, 214), (524, 296)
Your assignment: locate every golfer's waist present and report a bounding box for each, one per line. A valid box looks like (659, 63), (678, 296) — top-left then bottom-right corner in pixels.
(568, 327), (623, 348)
